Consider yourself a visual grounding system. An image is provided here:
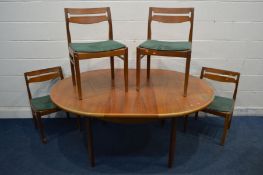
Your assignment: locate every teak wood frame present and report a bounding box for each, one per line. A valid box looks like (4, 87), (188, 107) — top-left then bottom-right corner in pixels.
(136, 7), (194, 97)
(24, 66), (70, 144)
(64, 7), (128, 100)
(186, 67), (240, 145)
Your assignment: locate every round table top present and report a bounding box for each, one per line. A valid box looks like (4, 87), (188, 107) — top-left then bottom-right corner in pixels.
(50, 69), (214, 119)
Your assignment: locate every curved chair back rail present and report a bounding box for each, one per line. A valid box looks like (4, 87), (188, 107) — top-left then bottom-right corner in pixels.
(148, 7), (194, 42)
(24, 66), (64, 100)
(200, 67), (240, 100)
(64, 7), (113, 42)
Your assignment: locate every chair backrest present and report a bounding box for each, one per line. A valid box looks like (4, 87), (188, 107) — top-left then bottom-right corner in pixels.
(147, 7), (194, 42)
(200, 67), (240, 100)
(24, 66), (64, 100)
(64, 7), (113, 44)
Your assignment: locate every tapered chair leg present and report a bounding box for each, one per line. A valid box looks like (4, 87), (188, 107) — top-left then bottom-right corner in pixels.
(74, 58), (82, 100)
(168, 118), (177, 168)
(194, 112), (199, 120)
(36, 113), (47, 144)
(228, 113), (233, 129)
(147, 55), (151, 80)
(183, 54), (191, 97)
(136, 48), (141, 91)
(86, 118), (95, 167)
(110, 56), (115, 80)
(220, 116), (230, 146)
(31, 112), (38, 129)
(69, 55), (76, 86)
(183, 115), (188, 132)
(124, 48), (128, 92)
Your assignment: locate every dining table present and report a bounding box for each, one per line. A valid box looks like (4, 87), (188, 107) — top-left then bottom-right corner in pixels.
(50, 69), (214, 168)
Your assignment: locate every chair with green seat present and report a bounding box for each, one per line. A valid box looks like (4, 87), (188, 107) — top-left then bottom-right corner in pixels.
(185, 67), (240, 145)
(136, 7), (194, 97)
(24, 66), (71, 144)
(64, 7), (128, 100)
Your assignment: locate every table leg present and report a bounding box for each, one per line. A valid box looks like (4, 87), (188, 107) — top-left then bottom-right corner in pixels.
(168, 118), (177, 168)
(183, 115), (188, 132)
(86, 118), (95, 167)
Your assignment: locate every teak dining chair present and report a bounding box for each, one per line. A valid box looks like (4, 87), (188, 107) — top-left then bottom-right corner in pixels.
(136, 7), (194, 96)
(64, 7), (128, 100)
(24, 66), (70, 144)
(185, 67), (240, 145)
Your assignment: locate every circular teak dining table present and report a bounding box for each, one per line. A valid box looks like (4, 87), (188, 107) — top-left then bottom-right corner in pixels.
(50, 69), (214, 168)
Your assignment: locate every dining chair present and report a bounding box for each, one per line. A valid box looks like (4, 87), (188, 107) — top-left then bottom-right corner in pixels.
(184, 67), (240, 145)
(64, 7), (128, 100)
(136, 7), (194, 97)
(24, 66), (71, 143)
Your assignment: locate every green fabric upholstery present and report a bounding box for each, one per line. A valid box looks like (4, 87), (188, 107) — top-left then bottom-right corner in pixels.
(69, 40), (126, 53)
(31, 95), (57, 111)
(206, 96), (234, 112)
(139, 40), (191, 51)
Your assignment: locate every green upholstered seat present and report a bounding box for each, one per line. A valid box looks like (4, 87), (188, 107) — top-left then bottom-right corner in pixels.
(139, 40), (191, 51)
(31, 95), (57, 111)
(206, 96), (234, 113)
(69, 40), (126, 53)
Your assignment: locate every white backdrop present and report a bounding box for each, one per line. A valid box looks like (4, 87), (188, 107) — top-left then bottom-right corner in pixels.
(0, 0), (263, 118)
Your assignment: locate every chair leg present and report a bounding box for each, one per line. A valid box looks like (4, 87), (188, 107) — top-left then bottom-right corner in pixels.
(168, 118), (177, 168)
(74, 58), (82, 100)
(136, 48), (141, 91)
(220, 115), (230, 146)
(195, 112), (199, 120)
(183, 53), (191, 97)
(183, 115), (188, 132)
(86, 118), (95, 167)
(147, 55), (151, 80)
(228, 113), (234, 129)
(69, 55), (76, 86)
(31, 111), (38, 129)
(35, 113), (47, 144)
(124, 48), (128, 92)
(110, 56), (115, 80)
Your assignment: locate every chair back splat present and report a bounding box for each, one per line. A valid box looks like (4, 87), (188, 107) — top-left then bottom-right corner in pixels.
(148, 7), (194, 42)
(200, 67), (240, 100)
(64, 7), (113, 44)
(24, 66), (64, 100)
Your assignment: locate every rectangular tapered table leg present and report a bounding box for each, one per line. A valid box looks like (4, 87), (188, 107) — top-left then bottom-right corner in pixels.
(86, 118), (95, 167)
(168, 118), (177, 168)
